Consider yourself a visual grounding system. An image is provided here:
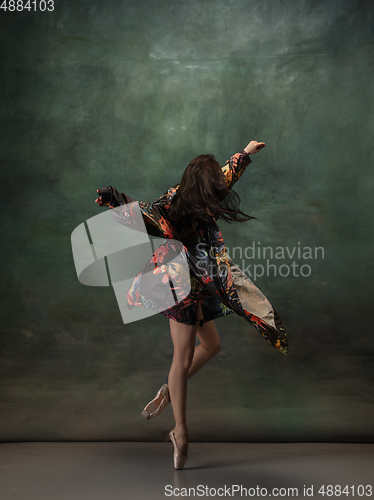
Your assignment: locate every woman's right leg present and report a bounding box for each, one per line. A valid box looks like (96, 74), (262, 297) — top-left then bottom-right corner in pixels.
(187, 301), (221, 379)
(168, 318), (197, 456)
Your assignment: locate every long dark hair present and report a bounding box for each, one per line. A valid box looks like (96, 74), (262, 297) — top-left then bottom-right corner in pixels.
(168, 154), (255, 224)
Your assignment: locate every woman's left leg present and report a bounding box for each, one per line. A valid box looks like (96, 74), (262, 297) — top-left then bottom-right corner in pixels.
(143, 304), (220, 424)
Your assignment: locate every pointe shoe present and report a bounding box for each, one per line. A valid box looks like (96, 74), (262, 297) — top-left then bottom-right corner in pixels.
(169, 429), (188, 470)
(141, 383), (170, 419)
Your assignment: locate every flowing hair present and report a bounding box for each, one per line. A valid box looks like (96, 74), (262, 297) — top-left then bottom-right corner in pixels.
(168, 154), (255, 224)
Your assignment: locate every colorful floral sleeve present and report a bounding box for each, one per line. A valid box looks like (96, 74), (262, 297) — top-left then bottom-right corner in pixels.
(96, 185), (172, 238)
(152, 183), (180, 205)
(221, 150), (252, 190)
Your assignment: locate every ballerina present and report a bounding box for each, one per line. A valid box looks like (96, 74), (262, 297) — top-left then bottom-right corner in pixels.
(95, 140), (288, 470)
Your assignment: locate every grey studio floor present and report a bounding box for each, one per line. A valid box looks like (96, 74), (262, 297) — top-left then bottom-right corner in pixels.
(0, 442), (374, 500)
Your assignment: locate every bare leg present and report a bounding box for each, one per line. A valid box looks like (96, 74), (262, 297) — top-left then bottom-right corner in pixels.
(167, 302), (222, 455)
(168, 318), (197, 456)
(187, 301), (221, 379)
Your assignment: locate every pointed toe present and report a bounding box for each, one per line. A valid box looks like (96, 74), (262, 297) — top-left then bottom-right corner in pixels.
(169, 430), (188, 470)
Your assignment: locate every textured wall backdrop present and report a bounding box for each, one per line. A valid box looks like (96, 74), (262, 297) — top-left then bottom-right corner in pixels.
(0, 0), (373, 442)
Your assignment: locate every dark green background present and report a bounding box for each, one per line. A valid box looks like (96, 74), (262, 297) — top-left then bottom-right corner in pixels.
(1, 0), (373, 442)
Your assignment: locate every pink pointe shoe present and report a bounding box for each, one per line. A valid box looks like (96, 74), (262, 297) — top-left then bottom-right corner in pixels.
(141, 383), (170, 420)
(169, 429), (188, 470)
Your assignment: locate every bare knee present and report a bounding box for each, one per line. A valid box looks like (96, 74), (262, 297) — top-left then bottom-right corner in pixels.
(203, 340), (221, 358)
(173, 348), (195, 372)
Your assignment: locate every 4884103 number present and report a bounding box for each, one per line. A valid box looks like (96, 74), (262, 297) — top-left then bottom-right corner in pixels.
(1, 0), (54, 11)
(318, 485), (372, 496)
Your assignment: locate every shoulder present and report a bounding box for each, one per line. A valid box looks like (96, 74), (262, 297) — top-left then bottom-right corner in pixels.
(166, 184), (180, 202)
(152, 184), (179, 207)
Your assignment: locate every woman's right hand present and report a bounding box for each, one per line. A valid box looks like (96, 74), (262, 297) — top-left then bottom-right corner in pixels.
(244, 141), (266, 155)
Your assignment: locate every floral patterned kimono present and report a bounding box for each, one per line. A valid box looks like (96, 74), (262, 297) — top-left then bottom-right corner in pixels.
(98, 150), (288, 355)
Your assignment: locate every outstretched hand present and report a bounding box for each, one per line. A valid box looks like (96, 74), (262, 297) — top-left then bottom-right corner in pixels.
(244, 141), (266, 155)
(95, 189), (114, 209)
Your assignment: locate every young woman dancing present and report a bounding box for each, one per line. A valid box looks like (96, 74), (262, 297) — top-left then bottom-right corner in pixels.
(95, 140), (288, 470)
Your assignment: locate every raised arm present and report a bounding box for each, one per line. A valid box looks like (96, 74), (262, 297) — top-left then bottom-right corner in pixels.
(94, 185), (171, 238)
(96, 140), (267, 210)
(221, 140), (266, 190)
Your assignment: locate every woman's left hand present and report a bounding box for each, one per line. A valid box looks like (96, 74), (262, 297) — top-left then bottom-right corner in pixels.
(244, 141), (266, 155)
